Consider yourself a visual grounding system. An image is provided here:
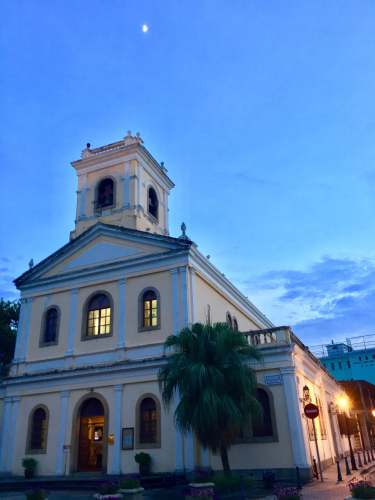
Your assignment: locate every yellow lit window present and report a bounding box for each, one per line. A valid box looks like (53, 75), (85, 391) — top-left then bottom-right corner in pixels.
(86, 294), (111, 336)
(143, 291), (159, 328)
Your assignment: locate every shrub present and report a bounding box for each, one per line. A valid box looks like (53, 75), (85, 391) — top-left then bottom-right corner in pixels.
(22, 458), (38, 470)
(134, 452), (151, 465)
(98, 482), (119, 495)
(349, 479), (375, 499)
(119, 479), (140, 489)
(213, 473), (242, 492)
(26, 491), (47, 500)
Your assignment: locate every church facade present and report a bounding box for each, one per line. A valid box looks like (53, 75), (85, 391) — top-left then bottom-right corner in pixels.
(0, 133), (350, 480)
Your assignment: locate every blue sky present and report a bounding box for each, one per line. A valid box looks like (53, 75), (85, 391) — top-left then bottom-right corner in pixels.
(1, 0), (375, 346)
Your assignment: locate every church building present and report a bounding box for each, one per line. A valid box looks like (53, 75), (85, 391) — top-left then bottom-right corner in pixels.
(0, 132), (351, 481)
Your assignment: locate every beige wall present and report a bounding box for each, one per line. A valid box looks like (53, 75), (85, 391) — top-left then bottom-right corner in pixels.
(9, 378), (176, 476)
(209, 374), (294, 471)
(25, 267), (175, 363)
(194, 274), (261, 330)
(119, 381), (176, 474)
(12, 391), (60, 475)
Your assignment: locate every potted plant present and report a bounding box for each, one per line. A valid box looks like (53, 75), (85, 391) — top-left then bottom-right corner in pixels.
(347, 478), (375, 499)
(118, 478), (144, 499)
(134, 452), (151, 476)
(263, 470), (276, 490)
(22, 458), (38, 479)
(26, 491), (48, 500)
(93, 482), (122, 500)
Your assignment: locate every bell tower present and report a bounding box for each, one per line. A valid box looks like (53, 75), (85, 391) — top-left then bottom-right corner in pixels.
(70, 132), (174, 239)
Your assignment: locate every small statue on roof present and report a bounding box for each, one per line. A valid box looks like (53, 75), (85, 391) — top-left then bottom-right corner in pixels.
(179, 222), (191, 241)
(29, 259), (34, 269)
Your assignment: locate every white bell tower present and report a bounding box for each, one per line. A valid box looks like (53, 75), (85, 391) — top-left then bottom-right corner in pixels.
(70, 132), (174, 239)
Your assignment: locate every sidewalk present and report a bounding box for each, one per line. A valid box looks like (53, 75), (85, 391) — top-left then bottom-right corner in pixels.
(301, 459), (375, 500)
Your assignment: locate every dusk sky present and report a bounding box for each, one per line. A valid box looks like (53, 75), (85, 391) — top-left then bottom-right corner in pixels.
(2, 1), (375, 347)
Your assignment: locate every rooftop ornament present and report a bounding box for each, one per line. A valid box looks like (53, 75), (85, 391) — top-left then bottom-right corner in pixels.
(179, 222), (191, 241)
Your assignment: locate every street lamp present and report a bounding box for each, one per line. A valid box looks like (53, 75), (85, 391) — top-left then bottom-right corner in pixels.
(337, 395), (358, 471)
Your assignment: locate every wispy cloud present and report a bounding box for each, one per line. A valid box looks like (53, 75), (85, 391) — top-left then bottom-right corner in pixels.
(243, 256), (375, 345)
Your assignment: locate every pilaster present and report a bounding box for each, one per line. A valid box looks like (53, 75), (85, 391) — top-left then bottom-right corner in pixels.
(56, 391), (70, 475)
(170, 269), (179, 335)
(189, 267), (196, 325)
(65, 289), (79, 356)
(180, 266), (189, 328)
(0, 397), (14, 472)
(111, 385), (123, 474)
(281, 367), (310, 468)
(117, 279), (126, 349)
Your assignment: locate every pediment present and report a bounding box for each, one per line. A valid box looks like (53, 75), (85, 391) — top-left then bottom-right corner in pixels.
(44, 236), (164, 277)
(15, 223), (191, 286)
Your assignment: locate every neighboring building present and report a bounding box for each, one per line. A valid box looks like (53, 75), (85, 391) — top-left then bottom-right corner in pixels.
(312, 335), (375, 385)
(338, 380), (375, 451)
(0, 133), (350, 481)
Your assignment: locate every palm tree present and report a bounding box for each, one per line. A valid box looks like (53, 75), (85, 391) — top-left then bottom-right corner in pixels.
(158, 322), (261, 474)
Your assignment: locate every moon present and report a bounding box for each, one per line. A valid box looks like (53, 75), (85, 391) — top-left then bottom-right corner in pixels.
(142, 24), (149, 33)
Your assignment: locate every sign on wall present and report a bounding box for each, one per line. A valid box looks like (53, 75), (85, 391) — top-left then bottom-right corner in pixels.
(264, 374), (283, 386)
(122, 427), (134, 450)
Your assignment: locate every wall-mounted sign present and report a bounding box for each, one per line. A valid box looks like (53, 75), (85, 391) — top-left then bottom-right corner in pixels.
(122, 427), (134, 450)
(264, 374), (283, 386)
(304, 403), (319, 420)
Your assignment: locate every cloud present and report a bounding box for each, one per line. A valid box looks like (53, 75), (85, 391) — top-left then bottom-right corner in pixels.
(243, 256), (375, 345)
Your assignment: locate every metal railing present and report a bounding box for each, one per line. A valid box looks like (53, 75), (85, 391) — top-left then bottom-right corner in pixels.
(310, 334), (375, 359)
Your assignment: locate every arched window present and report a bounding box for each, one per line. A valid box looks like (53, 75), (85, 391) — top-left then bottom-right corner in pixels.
(226, 312), (233, 329)
(140, 398), (157, 444)
(252, 388), (274, 438)
(27, 406), (48, 453)
(41, 307), (59, 345)
(140, 288), (160, 329)
(96, 178), (114, 209)
(233, 318), (239, 331)
(85, 293), (112, 337)
(136, 395), (161, 448)
(148, 187), (159, 220)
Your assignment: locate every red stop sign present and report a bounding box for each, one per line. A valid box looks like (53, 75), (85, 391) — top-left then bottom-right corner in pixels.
(304, 403), (319, 419)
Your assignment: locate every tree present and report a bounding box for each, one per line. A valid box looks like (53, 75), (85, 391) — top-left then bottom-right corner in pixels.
(0, 299), (20, 376)
(158, 322), (261, 474)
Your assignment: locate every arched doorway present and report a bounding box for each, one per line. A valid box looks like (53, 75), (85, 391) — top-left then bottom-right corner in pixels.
(77, 397), (106, 472)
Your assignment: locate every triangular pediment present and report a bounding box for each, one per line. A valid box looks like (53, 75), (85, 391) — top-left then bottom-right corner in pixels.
(15, 223), (191, 286)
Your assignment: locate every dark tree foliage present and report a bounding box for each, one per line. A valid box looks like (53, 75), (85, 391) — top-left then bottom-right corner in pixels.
(158, 322), (261, 474)
(0, 299), (20, 376)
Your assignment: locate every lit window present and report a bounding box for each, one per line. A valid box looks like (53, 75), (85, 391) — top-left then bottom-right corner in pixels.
(86, 293), (111, 337)
(142, 289), (159, 329)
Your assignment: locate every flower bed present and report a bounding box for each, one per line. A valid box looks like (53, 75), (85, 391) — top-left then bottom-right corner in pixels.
(348, 478), (375, 499)
(275, 486), (301, 500)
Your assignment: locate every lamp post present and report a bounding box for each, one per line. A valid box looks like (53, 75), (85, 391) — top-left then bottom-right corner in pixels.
(337, 396), (358, 471)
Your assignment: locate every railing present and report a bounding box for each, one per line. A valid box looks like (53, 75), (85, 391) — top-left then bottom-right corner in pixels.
(243, 327), (291, 347)
(310, 334), (375, 358)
